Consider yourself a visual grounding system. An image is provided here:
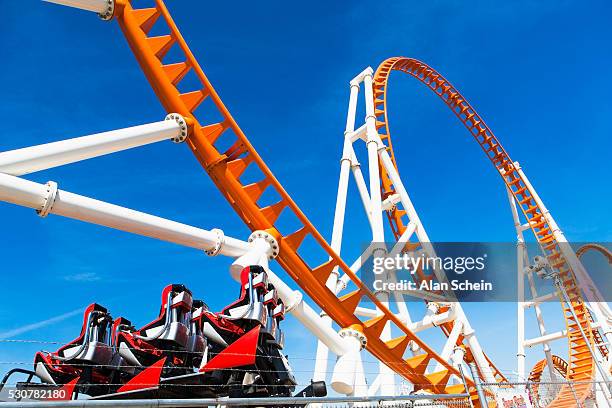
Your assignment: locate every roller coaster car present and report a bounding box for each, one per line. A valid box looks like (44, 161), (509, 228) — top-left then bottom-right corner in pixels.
(32, 303), (119, 397)
(115, 283), (195, 377)
(184, 265), (297, 398)
(2, 266), (321, 401)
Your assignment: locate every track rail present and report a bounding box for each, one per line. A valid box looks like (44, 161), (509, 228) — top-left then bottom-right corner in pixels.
(112, 0), (476, 396)
(576, 243), (611, 359)
(372, 57), (596, 405)
(528, 355), (569, 404)
(576, 244), (612, 264)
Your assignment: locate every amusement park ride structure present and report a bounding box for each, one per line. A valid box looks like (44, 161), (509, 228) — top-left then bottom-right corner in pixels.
(0, 0), (610, 406)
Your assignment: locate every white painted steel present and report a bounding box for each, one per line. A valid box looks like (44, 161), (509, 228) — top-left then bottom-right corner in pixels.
(348, 124), (367, 143)
(377, 138), (497, 383)
(363, 69), (396, 395)
(230, 237), (349, 357)
(508, 188), (527, 382)
(435, 320), (464, 372)
(314, 80), (361, 387)
(335, 243), (375, 295)
(267, 271), (348, 357)
(43, 0), (109, 13)
(363, 69), (385, 245)
(321, 67), (501, 392)
(409, 310), (454, 334)
(330, 330), (362, 395)
(0, 120), (181, 176)
(515, 162), (612, 370)
(0, 173), (248, 257)
(523, 292), (558, 307)
(523, 331), (567, 348)
(507, 182), (558, 380)
(348, 148), (373, 225)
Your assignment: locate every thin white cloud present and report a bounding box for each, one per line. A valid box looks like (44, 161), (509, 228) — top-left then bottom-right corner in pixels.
(0, 307), (84, 340)
(63, 272), (101, 282)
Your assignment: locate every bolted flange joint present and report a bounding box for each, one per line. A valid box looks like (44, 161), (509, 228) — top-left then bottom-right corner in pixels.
(37, 181), (59, 218)
(248, 230), (279, 260)
(98, 0), (115, 21)
(373, 289), (390, 297)
(205, 228), (224, 256)
(427, 302), (441, 314)
(284, 290), (302, 314)
(165, 113), (189, 143)
(339, 326), (367, 350)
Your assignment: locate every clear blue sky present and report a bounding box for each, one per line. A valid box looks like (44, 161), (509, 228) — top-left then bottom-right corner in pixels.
(0, 0), (610, 390)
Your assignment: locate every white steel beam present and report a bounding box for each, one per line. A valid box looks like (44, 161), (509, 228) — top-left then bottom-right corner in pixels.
(409, 310), (455, 334)
(524, 330), (567, 348)
(335, 243), (375, 295)
(523, 292), (558, 307)
(0, 173), (352, 360)
(0, 173), (247, 257)
(348, 124), (367, 143)
(43, 0), (110, 14)
(0, 118), (185, 176)
(264, 266), (348, 357)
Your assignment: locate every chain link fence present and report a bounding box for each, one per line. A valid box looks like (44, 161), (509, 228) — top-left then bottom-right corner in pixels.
(480, 380), (611, 408)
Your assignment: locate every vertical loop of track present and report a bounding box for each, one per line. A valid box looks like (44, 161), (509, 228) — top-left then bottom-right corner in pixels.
(373, 57), (597, 406)
(110, 0), (487, 398)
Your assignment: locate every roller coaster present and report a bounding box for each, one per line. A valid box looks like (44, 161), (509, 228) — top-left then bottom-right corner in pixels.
(0, 1), (610, 407)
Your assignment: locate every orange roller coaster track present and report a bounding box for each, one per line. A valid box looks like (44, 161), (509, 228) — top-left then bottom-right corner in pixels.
(372, 58), (597, 405)
(109, 1), (599, 405)
(112, 0), (476, 398)
(576, 244), (612, 264)
(529, 355), (569, 404)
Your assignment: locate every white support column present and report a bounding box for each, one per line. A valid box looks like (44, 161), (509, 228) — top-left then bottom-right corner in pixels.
(348, 149), (373, 225)
(451, 346), (467, 385)
(362, 69), (385, 245)
(353, 359), (368, 397)
(314, 80), (361, 383)
(0, 172), (248, 257)
(435, 320), (464, 372)
(331, 327), (367, 395)
(507, 189), (527, 382)
(0, 117), (186, 176)
(362, 68), (397, 395)
(526, 267), (558, 379)
(460, 310), (498, 384)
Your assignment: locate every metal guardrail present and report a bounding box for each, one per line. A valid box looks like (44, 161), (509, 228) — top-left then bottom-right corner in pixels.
(0, 393), (471, 408)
